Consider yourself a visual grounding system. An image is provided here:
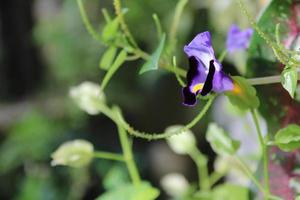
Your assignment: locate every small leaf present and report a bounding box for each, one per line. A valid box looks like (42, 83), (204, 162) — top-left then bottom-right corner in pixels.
(101, 9), (128, 43)
(99, 46), (117, 70)
(206, 123), (240, 156)
(96, 182), (160, 200)
(139, 33), (166, 74)
(225, 76), (260, 110)
(274, 124), (300, 152)
(102, 17), (119, 42)
(103, 164), (129, 190)
(281, 66), (298, 98)
(101, 50), (127, 90)
(212, 183), (249, 200)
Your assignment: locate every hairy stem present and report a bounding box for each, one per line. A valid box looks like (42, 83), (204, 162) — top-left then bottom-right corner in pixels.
(113, 0), (139, 48)
(115, 94), (216, 140)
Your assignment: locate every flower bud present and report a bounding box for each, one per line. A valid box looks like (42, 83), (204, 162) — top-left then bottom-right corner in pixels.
(69, 81), (105, 115)
(165, 125), (196, 155)
(51, 139), (94, 168)
(160, 173), (189, 197)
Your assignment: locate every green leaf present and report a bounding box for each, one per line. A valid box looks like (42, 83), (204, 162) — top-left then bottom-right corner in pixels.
(101, 50), (127, 90)
(206, 123), (240, 156)
(96, 182), (160, 200)
(139, 33), (166, 74)
(212, 183), (249, 200)
(274, 124), (300, 152)
(225, 76), (260, 110)
(296, 196), (300, 200)
(281, 66), (298, 98)
(102, 17), (120, 42)
(99, 46), (118, 70)
(101, 9), (128, 43)
(103, 164), (129, 190)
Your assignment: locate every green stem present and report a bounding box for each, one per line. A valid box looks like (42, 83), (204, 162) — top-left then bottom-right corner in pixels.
(115, 94), (216, 140)
(152, 14), (163, 39)
(251, 109), (270, 198)
(168, 0), (188, 53)
(94, 94), (215, 141)
(94, 151), (124, 161)
(77, 0), (103, 43)
(218, 50), (227, 63)
(189, 147), (210, 191)
(113, 0), (139, 48)
(235, 157), (266, 195)
(116, 120), (141, 185)
(172, 56), (186, 87)
(248, 71), (300, 85)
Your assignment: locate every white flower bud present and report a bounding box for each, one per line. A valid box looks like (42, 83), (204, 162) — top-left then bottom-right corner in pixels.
(160, 173), (189, 197)
(51, 139), (94, 168)
(69, 81), (105, 115)
(165, 125), (196, 155)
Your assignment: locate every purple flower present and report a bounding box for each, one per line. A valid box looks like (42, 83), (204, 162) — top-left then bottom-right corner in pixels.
(226, 24), (253, 53)
(183, 31), (234, 106)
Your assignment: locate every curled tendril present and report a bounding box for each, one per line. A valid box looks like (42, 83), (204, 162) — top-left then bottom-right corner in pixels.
(112, 94), (216, 140)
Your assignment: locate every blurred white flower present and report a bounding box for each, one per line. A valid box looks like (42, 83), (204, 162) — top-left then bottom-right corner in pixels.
(289, 178), (300, 194)
(160, 173), (189, 197)
(69, 81), (105, 115)
(214, 155), (255, 187)
(51, 139), (94, 168)
(165, 125), (196, 155)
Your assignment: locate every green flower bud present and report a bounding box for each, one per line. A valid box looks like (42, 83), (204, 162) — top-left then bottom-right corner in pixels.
(51, 139), (94, 168)
(165, 125), (196, 155)
(69, 81), (105, 115)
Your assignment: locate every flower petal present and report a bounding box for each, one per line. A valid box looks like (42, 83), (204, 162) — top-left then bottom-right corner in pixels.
(182, 87), (197, 106)
(226, 24), (253, 53)
(184, 31), (221, 71)
(212, 71), (234, 93)
(186, 56), (207, 87)
(200, 60), (216, 96)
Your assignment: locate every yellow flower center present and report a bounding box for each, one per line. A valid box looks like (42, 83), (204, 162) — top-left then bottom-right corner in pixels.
(232, 83), (242, 94)
(192, 83), (204, 93)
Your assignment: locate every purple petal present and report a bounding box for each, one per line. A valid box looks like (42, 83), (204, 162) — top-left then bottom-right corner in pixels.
(184, 31), (222, 71)
(186, 56), (207, 89)
(226, 24), (253, 53)
(182, 87), (197, 106)
(212, 71), (234, 93)
(182, 31), (234, 106)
